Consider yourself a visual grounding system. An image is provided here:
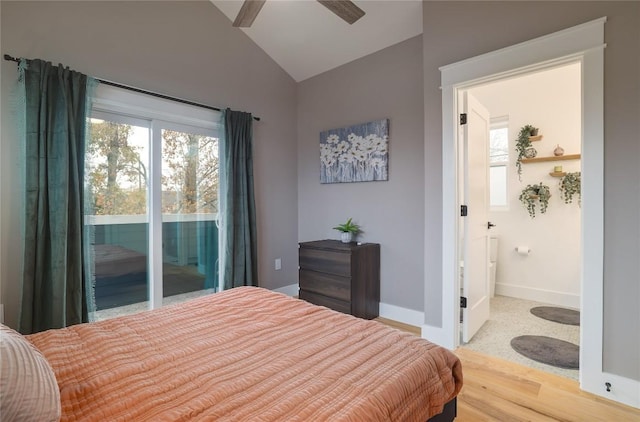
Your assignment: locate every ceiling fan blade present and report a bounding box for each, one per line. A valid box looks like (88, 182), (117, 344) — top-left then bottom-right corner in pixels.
(317, 1), (365, 25)
(233, 0), (267, 28)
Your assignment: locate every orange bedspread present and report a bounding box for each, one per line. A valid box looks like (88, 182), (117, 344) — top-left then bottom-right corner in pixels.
(27, 287), (462, 421)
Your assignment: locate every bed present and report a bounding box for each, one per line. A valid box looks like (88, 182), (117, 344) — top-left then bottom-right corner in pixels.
(92, 243), (149, 310)
(94, 243), (147, 279)
(5, 287), (462, 421)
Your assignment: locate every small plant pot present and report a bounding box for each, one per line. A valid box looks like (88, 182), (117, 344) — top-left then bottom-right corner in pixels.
(520, 183), (551, 218)
(340, 232), (353, 243)
(530, 128), (539, 136)
(524, 147), (537, 159)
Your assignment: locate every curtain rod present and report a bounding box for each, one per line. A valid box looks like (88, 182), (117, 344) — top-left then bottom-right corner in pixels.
(3, 54), (260, 122)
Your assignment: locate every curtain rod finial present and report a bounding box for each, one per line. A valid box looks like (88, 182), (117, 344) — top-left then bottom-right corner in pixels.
(3, 54), (20, 62)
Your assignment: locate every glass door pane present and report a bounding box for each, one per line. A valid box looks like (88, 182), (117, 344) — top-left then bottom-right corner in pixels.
(86, 115), (150, 320)
(161, 128), (219, 305)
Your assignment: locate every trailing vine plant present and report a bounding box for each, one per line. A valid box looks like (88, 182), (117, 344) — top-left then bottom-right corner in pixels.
(515, 125), (538, 181)
(559, 172), (581, 205)
(519, 182), (551, 218)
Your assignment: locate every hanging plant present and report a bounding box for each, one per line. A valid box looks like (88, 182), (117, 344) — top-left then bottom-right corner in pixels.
(515, 124), (539, 181)
(559, 172), (581, 205)
(519, 182), (551, 218)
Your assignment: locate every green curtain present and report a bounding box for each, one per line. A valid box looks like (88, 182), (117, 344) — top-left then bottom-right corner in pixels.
(220, 109), (258, 289)
(19, 59), (91, 334)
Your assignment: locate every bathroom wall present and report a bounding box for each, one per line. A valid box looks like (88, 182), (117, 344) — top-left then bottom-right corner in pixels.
(468, 63), (582, 308)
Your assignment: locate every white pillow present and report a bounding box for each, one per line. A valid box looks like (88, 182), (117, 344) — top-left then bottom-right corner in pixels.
(0, 324), (61, 421)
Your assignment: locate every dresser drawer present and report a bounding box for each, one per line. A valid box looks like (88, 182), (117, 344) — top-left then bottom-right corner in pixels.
(298, 240), (379, 320)
(299, 269), (350, 302)
(299, 290), (351, 315)
(299, 247), (350, 276)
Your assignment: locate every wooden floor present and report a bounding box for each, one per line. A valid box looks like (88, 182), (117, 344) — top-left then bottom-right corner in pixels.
(375, 318), (640, 421)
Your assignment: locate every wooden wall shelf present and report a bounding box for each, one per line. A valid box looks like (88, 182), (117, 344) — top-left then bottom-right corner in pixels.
(522, 153), (580, 164)
(529, 135), (543, 142)
(549, 171), (567, 177)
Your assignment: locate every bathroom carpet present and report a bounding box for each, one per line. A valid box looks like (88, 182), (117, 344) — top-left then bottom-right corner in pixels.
(510, 335), (579, 369)
(530, 306), (580, 326)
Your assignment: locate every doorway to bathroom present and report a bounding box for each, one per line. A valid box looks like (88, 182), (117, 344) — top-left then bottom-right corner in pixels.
(458, 62), (582, 380)
(435, 17), (609, 402)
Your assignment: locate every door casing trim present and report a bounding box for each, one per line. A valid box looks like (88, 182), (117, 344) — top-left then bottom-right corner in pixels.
(422, 17), (637, 406)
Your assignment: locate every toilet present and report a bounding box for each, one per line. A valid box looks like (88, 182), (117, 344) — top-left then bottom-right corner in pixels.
(489, 237), (499, 297)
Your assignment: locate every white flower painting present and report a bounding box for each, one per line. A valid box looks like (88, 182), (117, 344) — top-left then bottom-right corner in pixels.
(320, 119), (389, 184)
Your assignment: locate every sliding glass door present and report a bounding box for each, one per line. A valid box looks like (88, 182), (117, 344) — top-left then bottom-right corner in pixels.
(160, 126), (219, 306)
(86, 84), (220, 320)
(86, 113), (151, 319)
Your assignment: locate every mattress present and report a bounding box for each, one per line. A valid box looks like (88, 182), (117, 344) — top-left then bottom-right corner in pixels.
(93, 244), (146, 278)
(27, 287), (462, 421)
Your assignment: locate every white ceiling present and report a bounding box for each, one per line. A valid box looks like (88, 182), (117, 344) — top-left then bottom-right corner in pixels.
(210, 0), (423, 82)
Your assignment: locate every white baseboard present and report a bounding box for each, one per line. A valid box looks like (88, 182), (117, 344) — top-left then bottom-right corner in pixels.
(379, 303), (460, 349)
(495, 282), (580, 309)
(582, 371), (640, 409)
(271, 283), (299, 297)
(379, 302), (424, 327)
(421, 324), (455, 350)
(272, 284), (425, 328)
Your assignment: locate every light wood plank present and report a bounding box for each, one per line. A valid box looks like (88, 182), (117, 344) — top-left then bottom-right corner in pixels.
(375, 317), (420, 335)
(455, 348), (640, 421)
(522, 153), (581, 163)
(375, 319), (640, 421)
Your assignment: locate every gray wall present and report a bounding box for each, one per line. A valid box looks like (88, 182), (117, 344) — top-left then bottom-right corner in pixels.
(297, 36), (425, 311)
(0, 2), (3, 320)
(1, 0), (638, 382)
(422, 1), (639, 381)
(0, 1), (299, 328)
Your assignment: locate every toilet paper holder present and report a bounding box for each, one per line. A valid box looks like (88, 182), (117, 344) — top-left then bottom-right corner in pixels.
(515, 246), (531, 255)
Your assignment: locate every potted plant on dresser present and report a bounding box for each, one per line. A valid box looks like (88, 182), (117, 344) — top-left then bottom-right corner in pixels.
(333, 217), (361, 243)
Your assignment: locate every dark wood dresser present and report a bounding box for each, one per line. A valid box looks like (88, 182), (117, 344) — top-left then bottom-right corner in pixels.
(298, 240), (380, 319)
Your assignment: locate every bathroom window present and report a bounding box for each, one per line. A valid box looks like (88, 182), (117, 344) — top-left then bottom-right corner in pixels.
(489, 118), (509, 208)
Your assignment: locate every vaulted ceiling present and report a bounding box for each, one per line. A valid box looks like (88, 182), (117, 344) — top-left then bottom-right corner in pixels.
(209, 1), (423, 82)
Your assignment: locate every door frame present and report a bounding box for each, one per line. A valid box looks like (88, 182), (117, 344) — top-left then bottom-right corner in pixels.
(426, 17), (620, 403)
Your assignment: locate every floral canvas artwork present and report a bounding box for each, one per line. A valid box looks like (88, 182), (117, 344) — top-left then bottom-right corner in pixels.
(320, 119), (389, 184)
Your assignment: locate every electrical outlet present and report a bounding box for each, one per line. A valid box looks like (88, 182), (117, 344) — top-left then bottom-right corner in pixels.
(274, 258), (282, 271)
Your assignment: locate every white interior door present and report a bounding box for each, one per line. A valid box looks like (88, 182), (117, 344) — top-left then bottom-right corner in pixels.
(461, 91), (491, 343)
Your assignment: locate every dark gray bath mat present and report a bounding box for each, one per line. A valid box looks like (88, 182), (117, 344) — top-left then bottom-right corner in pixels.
(530, 306), (580, 326)
(511, 335), (579, 369)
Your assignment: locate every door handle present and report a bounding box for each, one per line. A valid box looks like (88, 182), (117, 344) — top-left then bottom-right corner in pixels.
(488, 222), (496, 229)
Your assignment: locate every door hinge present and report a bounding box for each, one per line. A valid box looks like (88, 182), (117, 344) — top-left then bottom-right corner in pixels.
(460, 205), (468, 217)
(460, 296), (468, 308)
(460, 113), (467, 125)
